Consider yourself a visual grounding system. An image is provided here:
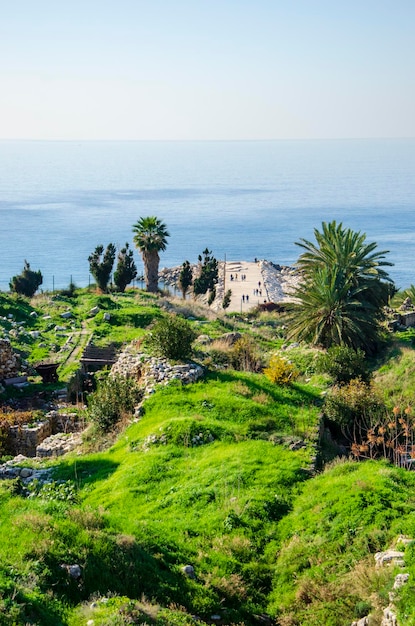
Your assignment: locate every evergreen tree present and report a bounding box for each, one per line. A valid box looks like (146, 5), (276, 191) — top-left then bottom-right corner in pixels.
(88, 243), (116, 293)
(178, 260), (193, 299)
(113, 243), (137, 292)
(10, 260), (43, 297)
(193, 248), (218, 297)
(222, 289), (232, 310)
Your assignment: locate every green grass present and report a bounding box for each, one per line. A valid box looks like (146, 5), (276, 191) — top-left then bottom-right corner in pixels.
(374, 343), (415, 406)
(3, 289), (415, 624)
(268, 459), (415, 625)
(0, 370), (320, 625)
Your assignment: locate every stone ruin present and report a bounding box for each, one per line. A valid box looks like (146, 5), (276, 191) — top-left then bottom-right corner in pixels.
(4, 411), (84, 458)
(0, 338), (20, 381)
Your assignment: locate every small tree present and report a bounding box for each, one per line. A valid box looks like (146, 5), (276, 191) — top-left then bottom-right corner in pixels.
(10, 261), (43, 297)
(146, 314), (196, 361)
(113, 243), (137, 292)
(178, 260), (193, 299)
(222, 289), (232, 310)
(193, 248), (218, 298)
(88, 244), (116, 293)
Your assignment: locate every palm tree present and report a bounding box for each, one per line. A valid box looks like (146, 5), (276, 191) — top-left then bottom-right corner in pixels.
(132, 216), (170, 292)
(288, 221), (394, 353)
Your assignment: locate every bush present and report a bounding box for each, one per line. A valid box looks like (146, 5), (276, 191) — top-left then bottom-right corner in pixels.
(229, 336), (262, 372)
(323, 379), (386, 434)
(9, 260), (43, 297)
(316, 345), (370, 384)
(263, 354), (299, 385)
(88, 374), (143, 432)
(146, 314), (196, 361)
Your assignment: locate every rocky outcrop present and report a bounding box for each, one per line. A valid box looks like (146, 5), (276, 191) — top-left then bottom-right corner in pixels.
(259, 260), (300, 303)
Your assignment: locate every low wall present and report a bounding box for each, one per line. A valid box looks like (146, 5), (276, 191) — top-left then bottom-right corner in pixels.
(6, 412), (83, 457)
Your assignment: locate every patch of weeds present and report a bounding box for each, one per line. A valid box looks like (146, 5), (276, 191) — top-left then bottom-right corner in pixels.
(27, 479), (79, 504)
(135, 420), (220, 451)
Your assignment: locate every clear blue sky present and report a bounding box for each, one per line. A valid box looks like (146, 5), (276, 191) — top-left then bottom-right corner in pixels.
(1, 0), (414, 140)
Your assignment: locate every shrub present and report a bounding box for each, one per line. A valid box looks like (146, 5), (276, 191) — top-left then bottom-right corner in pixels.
(323, 379), (386, 437)
(316, 345), (370, 384)
(88, 374), (143, 432)
(263, 354), (299, 385)
(146, 314), (196, 361)
(9, 260), (43, 297)
(229, 336), (262, 372)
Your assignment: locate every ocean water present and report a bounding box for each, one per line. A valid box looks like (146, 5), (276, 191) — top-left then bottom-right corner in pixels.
(0, 139), (414, 292)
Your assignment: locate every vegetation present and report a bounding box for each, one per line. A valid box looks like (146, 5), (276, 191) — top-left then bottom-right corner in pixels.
(193, 248), (219, 300)
(88, 373), (143, 432)
(145, 314), (197, 361)
(289, 221), (393, 354)
(222, 288), (232, 309)
(264, 354), (299, 385)
(316, 344), (370, 384)
(3, 221), (415, 624)
(88, 243), (116, 293)
(113, 242), (138, 292)
(9, 260), (43, 297)
(178, 260), (193, 299)
(132, 216), (170, 293)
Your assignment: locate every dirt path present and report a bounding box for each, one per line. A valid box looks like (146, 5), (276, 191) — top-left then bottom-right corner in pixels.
(57, 321), (92, 372)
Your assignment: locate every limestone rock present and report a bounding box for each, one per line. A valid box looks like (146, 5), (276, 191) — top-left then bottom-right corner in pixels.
(381, 607), (398, 626)
(182, 565), (195, 579)
(375, 550), (405, 567)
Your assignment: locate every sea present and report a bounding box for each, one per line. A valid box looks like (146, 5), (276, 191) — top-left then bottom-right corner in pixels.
(0, 138), (414, 292)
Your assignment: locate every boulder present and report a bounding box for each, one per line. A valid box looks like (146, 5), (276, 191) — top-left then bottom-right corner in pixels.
(220, 332), (242, 346)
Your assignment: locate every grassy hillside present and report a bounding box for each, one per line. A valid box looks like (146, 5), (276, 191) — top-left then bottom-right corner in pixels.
(1, 289), (415, 624)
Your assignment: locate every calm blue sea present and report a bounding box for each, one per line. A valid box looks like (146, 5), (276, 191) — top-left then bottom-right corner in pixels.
(0, 139), (414, 292)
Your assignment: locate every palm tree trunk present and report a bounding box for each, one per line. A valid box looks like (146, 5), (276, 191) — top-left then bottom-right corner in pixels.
(143, 250), (160, 292)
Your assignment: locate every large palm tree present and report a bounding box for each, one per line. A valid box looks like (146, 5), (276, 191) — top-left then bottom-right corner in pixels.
(288, 221), (394, 353)
(132, 216), (170, 292)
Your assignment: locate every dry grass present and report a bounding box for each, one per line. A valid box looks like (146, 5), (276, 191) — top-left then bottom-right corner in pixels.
(212, 534), (252, 560)
(232, 381), (252, 397)
(252, 392), (271, 405)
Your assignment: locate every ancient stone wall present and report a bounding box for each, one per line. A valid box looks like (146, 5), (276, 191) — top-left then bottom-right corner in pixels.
(0, 339), (20, 380)
(8, 421), (52, 457)
(6, 412), (83, 457)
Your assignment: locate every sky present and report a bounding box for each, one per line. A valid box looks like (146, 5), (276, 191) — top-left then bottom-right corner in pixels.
(1, 0), (414, 141)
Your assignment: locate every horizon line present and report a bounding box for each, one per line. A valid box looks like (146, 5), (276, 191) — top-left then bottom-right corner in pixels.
(0, 136), (414, 143)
